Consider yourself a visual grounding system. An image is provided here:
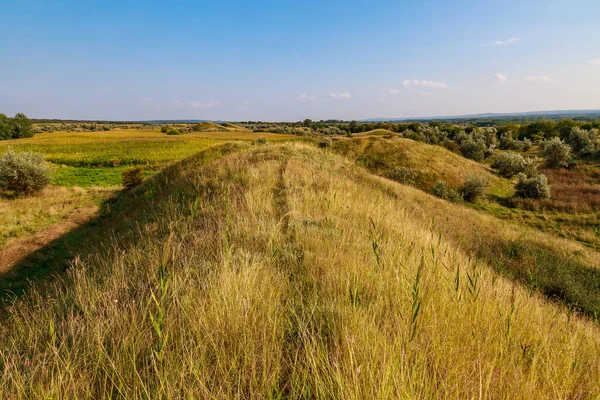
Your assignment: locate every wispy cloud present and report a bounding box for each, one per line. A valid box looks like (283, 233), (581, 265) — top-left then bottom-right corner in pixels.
(330, 92), (352, 99)
(484, 73), (508, 83)
(388, 88), (400, 94)
(190, 100), (220, 108)
(298, 93), (317, 101)
(590, 59), (600, 65)
(403, 80), (448, 89)
(139, 96), (153, 102)
(524, 75), (554, 83)
(479, 37), (519, 47)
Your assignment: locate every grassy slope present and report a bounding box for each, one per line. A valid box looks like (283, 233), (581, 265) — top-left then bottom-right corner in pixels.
(333, 136), (512, 196)
(1, 143), (600, 397)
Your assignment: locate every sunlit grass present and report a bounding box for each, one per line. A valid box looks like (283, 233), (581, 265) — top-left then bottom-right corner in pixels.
(1, 143), (600, 397)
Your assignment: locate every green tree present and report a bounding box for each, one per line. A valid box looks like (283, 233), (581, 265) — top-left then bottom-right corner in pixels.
(11, 113), (34, 139)
(0, 114), (11, 140)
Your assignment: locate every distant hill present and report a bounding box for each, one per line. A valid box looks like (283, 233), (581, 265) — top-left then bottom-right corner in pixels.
(363, 109), (600, 124)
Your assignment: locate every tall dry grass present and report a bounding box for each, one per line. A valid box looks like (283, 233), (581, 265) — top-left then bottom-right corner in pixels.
(1, 143), (599, 398)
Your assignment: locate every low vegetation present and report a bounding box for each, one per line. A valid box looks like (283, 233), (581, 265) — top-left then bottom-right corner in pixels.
(0, 148), (51, 195)
(1, 143), (600, 398)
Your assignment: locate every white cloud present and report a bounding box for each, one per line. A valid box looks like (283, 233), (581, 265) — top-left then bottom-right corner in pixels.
(139, 96), (153, 102)
(339, 92), (352, 99)
(190, 100), (220, 108)
(479, 37), (519, 47)
(172, 100), (186, 107)
(524, 75), (554, 83)
(388, 88), (400, 94)
(589, 59), (600, 65)
(298, 93), (317, 101)
(329, 93), (337, 98)
(402, 80), (448, 89)
(485, 73), (508, 83)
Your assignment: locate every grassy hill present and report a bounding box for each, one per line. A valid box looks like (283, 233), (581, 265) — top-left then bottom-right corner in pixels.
(333, 136), (512, 195)
(1, 143), (600, 397)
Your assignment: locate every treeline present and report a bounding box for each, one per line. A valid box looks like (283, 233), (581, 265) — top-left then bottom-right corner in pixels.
(0, 113), (33, 140)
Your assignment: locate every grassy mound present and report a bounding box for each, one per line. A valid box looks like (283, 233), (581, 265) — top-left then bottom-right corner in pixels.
(1, 143), (600, 397)
(353, 128), (397, 137)
(333, 136), (512, 196)
(220, 122), (250, 131)
(191, 121), (250, 132)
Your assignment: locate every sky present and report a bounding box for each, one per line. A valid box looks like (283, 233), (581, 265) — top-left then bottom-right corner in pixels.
(1, 0), (600, 121)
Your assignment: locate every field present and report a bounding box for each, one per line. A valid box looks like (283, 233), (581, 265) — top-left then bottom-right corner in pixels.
(1, 142), (600, 397)
(0, 129), (295, 186)
(2, 128), (600, 397)
(0, 128), (295, 275)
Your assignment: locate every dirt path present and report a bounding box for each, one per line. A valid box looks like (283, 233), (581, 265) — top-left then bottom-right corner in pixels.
(0, 206), (99, 274)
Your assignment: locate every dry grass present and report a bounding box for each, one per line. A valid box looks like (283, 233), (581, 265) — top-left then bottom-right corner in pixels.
(333, 136), (512, 196)
(1, 143), (600, 397)
(0, 186), (111, 247)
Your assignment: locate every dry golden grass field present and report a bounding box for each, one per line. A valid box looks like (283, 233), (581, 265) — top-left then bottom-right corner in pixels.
(1, 141), (600, 398)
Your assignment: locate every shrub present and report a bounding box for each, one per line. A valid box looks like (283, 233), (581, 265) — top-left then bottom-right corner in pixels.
(491, 152), (526, 178)
(167, 128), (182, 135)
(317, 137), (332, 148)
(122, 166), (144, 189)
(388, 167), (417, 185)
(522, 138), (533, 152)
(569, 127), (600, 157)
(160, 126), (168, 133)
(0, 148), (51, 195)
(522, 157), (540, 178)
(432, 180), (463, 203)
(514, 173), (550, 199)
(460, 175), (489, 203)
(543, 138), (571, 169)
(254, 137), (268, 145)
(458, 137), (486, 161)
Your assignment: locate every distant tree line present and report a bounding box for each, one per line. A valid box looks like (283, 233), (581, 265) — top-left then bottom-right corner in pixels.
(0, 113), (34, 140)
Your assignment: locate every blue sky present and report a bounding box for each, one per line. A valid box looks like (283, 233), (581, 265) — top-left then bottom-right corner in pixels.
(1, 0), (600, 121)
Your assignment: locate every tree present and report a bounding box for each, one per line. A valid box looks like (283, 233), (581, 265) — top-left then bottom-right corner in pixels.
(557, 119), (579, 140)
(0, 114), (11, 140)
(11, 113), (34, 139)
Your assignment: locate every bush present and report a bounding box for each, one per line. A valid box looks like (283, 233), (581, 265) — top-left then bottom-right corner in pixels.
(317, 137), (332, 148)
(388, 167), (417, 185)
(0, 148), (51, 195)
(569, 127), (600, 157)
(460, 175), (489, 203)
(491, 152), (526, 178)
(167, 128), (182, 135)
(543, 138), (571, 169)
(160, 126), (168, 133)
(522, 157), (540, 178)
(458, 137), (486, 161)
(432, 180), (463, 203)
(122, 166), (144, 189)
(254, 137), (268, 145)
(514, 173), (550, 199)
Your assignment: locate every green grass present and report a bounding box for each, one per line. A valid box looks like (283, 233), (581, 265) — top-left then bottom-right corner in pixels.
(1, 129), (296, 187)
